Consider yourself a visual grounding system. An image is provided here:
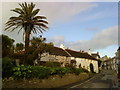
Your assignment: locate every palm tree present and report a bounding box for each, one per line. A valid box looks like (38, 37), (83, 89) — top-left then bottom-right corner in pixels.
(5, 2), (48, 52)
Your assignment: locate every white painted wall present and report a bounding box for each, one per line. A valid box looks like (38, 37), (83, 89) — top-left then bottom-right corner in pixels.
(41, 53), (50, 61)
(75, 58), (99, 73)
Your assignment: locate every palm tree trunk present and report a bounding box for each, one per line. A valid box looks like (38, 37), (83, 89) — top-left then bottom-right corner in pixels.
(25, 30), (30, 53)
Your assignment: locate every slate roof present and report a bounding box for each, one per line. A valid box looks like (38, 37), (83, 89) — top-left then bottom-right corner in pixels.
(48, 46), (97, 60)
(49, 46), (70, 57)
(65, 49), (97, 60)
(92, 53), (100, 59)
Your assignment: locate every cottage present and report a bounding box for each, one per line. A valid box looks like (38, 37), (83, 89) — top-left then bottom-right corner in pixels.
(41, 44), (99, 73)
(65, 49), (99, 73)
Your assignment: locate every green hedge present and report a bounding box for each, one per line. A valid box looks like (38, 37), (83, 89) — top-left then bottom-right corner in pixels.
(3, 63), (89, 79)
(2, 57), (16, 78)
(12, 65), (89, 80)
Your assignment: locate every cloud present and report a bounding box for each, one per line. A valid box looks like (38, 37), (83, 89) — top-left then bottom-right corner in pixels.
(34, 2), (97, 24)
(47, 36), (65, 46)
(49, 26), (118, 52)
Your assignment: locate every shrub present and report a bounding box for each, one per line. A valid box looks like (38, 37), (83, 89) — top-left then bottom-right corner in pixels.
(50, 67), (73, 77)
(10, 65), (89, 80)
(2, 57), (16, 78)
(31, 66), (51, 79)
(52, 67), (67, 77)
(73, 68), (83, 75)
(12, 65), (32, 79)
(82, 68), (89, 73)
(46, 62), (61, 67)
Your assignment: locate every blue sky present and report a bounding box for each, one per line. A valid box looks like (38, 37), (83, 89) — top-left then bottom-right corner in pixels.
(2, 2), (118, 57)
(42, 2), (118, 57)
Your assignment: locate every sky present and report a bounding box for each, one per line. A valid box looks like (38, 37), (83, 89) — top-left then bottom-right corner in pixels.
(1, 1), (119, 58)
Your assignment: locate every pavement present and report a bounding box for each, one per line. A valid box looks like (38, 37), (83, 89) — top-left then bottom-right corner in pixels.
(61, 70), (119, 89)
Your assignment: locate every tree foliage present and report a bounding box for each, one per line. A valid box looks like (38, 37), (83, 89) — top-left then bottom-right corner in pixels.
(15, 43), (24, 52)
(26, 36), (54, 65)
(2, 34), (15, 57)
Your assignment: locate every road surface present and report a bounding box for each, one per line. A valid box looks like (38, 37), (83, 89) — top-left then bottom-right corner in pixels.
(61, 70), (118, 89)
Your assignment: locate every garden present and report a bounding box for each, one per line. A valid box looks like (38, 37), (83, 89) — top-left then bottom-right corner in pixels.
(2, 57), (91, 88)
(2, 57), (89, 80)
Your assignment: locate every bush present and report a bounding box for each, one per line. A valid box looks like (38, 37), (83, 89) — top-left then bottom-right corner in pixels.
(82, 68), (89, 73)
(12, 65), (32, 80)
(73, 68), (83, 75)
(9, 65), (89, 80)
(50, 67), (70, 77)
(46, 62), (61, 67)
(2, 57), (16, 78)
(31, 66), (51, 79)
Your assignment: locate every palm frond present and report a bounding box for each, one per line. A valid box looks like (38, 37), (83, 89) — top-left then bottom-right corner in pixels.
(10, 24), (22, 32)
(31, 9), (40, 17)
(11, 8), (24, 14)
(18, 26), (23, 34)
(34, 23), (48, 29)
(35, 20), (48, 24)
(33, 16), (47, 20)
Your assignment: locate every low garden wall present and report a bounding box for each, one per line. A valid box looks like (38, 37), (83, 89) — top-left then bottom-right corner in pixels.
(3, 73), (90, 88)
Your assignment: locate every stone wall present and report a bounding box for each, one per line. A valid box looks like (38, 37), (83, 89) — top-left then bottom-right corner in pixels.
(2, 73), (90, 88)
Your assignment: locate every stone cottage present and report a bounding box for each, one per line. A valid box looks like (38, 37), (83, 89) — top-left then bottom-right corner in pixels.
(41, 44), (99, 73)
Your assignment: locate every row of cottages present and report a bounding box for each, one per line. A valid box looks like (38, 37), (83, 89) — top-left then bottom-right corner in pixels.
(102, 47), (120, 73)
(41, 44), (99, 73)
(103, 57), (117, 70)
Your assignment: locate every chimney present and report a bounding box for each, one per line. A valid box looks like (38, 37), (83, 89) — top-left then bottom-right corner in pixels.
(60, 44), (65, 50)
(88, 49), (92, 55)
(80, 50), (82, 52)
(97, 52), (99, 55)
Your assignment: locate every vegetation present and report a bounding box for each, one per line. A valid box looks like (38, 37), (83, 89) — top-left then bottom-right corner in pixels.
(2, 57), (16, 78)
(5, 2), (48, 52)
(2, 34), (15, 57)
(3, 62), (89, 80)
(29, 36), (54, 64)
(15, 43), (24, 52)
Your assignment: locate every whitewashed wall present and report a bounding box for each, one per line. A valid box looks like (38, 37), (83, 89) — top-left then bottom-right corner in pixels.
(40, 53), (50, 61)
(75, 58), (99, 73)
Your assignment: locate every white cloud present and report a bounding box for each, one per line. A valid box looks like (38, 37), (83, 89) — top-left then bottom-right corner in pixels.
(49, 26), (118, 52)
(34, 2), (97, 24)
(47, 36), (65, 46)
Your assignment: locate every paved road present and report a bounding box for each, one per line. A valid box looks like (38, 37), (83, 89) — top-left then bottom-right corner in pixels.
(62, 70), (118, 89)
(67, 74), (112, 89)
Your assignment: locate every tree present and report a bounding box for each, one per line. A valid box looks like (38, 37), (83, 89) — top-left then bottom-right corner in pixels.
(15, 43), (24, 52)
(28, 36), (54, 65)
(2, 34), (15, 57)
(5, 2), (48, 53)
